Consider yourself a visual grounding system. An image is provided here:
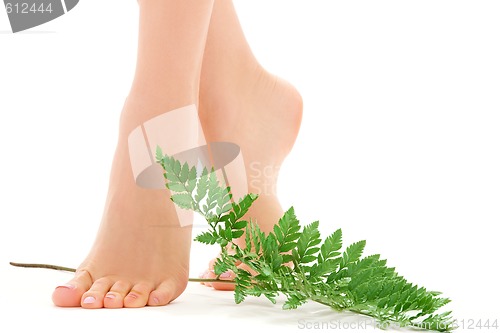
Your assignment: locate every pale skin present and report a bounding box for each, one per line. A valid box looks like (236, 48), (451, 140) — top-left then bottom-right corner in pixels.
(52, 0), (302, 308)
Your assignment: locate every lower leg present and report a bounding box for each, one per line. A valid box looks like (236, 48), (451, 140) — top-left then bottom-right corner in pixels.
(52, 0), (214, 308)
(126, 0), (215, 125)
(200, 0), (302, 224)
(198, 0), (303, 288)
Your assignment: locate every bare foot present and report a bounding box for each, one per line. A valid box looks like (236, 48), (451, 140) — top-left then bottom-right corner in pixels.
(198, 67), (303, 289)
(52, 97), (192, 308)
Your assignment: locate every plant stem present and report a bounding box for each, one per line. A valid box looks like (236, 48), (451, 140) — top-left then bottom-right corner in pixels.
(9, 262), (236, 284)
(10, 262), (75, 272)
(187, 278), (234, 284)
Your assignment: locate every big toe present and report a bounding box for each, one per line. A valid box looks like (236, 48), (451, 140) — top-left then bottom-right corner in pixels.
(209, 270), (236, 291)
(52, 270), (93, 307)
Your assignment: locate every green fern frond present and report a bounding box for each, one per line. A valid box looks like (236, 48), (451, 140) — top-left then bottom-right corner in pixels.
(157, 150), (454, 332)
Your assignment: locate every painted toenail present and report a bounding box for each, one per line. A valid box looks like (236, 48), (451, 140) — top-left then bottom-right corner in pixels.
(219, 272), (232, 278)
(83, 296), (96, 304)
(105, 293), (116, 299)
(56, 284), (76, 290)
(153, 297), (160, 304)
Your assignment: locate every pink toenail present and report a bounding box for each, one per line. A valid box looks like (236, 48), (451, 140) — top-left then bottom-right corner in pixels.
(127, 293), (138, 299)
(56, 284), (76, 290)
(105, 293), (116, 299)
(83, 296), (96, 304)
(219, 272), (232, 278)
(153, 297), (160, 304)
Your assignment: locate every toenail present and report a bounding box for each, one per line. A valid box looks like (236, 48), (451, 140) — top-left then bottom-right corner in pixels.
(153, 297), (160, 304)
(56, 284), (76, 290)
(127, 293), (138, 299)
(105, 293), (116, 299)
(219, 272), (232, 278)
(83, 296), (96, 304)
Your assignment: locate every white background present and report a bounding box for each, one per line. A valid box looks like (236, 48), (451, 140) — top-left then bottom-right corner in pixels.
(1, 1), (499, 332)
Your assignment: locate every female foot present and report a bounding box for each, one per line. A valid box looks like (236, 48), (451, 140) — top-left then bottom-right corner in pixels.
(52, 97), (193, 308)
(52, 0), (215, 308)
(195, 1), (303, 289)
(198, 67), (303, 289)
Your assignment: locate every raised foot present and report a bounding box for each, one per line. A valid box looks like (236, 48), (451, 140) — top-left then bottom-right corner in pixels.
(199, 71), (303, 290)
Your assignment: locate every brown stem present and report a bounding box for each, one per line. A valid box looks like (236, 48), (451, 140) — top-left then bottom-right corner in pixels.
(10, 262), (76, 272)
(9, 262), (236, 284)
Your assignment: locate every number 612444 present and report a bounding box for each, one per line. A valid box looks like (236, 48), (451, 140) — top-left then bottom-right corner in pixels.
(5, 2), (53, 14)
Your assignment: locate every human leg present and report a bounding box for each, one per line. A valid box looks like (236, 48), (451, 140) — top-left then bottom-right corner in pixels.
(52, 0), (215, 308)
(198, 0), (303, 289)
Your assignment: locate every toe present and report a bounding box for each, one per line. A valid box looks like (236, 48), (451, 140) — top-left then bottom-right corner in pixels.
(81, 277), (114, 309)
(148, 279), (183, 306)
(124, 282), (154, 308)
(198, 271), (208, 285)
(202, 258), (218, 288)
(104, 280), (132, 309)
(204, 261), (255, 291)
(210, 270), (236, 291)
(236, 262), (257, 276)
(202, 270), (214, 287)
(52, 270), (93, 307)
